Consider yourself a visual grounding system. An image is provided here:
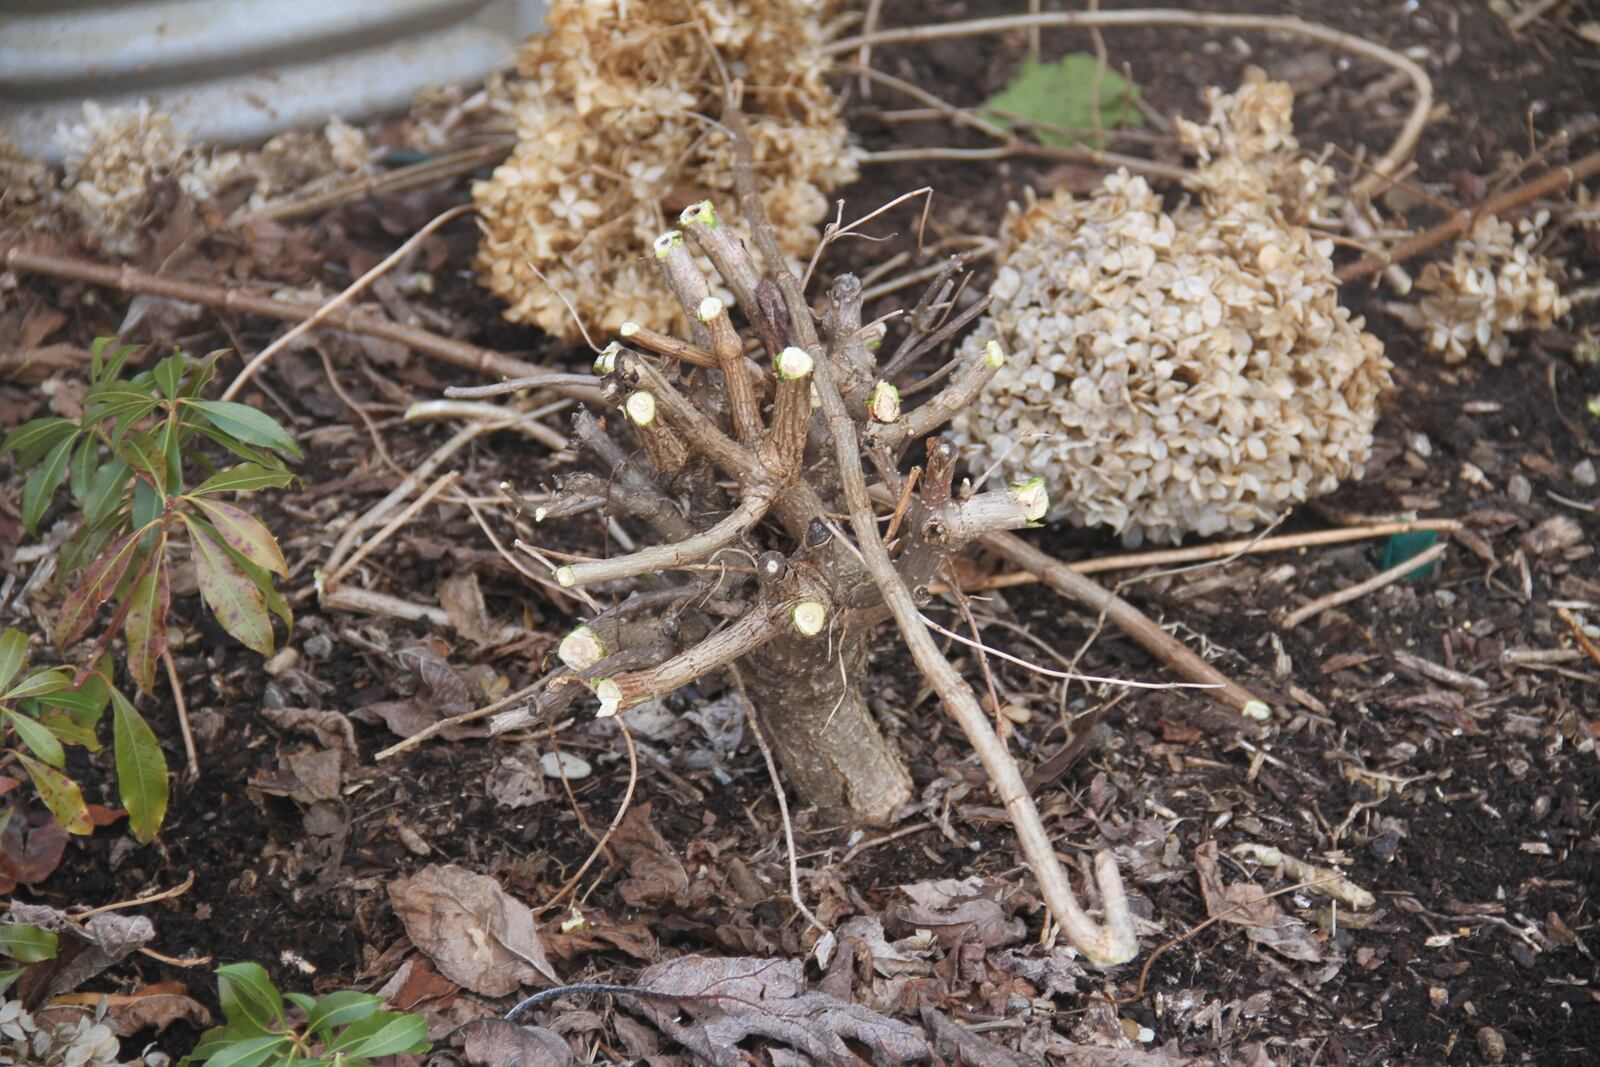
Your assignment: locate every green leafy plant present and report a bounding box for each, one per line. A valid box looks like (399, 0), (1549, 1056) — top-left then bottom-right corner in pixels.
(0, 627), (167, 841)
(183, 963), (429, 1067)
(980, 53), (1143, 148)
(1, 340), (299, 692)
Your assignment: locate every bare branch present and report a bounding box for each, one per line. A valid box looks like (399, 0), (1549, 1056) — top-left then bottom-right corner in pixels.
(555, 491), (773, 589)
(619, 320), (718, 369)
(872, 338), (1005, 452)
(593, 605), (782, 715)
(681, 199), (764, 314)
(699, 296), (764, 444)
(808, 281), (1138, 965)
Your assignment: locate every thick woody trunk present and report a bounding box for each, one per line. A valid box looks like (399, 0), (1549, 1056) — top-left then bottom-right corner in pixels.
(738, 629), (910, 826)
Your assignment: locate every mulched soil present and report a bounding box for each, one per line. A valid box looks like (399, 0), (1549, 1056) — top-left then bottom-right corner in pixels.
(2, 1), (1598, 1065)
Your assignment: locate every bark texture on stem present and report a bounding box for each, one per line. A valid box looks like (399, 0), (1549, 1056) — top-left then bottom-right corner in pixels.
(738, 629), (911, 826)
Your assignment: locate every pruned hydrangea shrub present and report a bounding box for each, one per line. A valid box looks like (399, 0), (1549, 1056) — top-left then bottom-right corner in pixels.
(473, 0), (858, 339)
(1386, 212), (1570, 365)
(952, 73), (1391, 546)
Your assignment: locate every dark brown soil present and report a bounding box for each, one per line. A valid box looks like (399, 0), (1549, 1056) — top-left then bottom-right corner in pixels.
(3, 1), (1599, 1065)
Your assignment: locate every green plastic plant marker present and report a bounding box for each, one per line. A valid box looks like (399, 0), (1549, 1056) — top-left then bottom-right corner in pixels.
(1380, 531), (1440, 582)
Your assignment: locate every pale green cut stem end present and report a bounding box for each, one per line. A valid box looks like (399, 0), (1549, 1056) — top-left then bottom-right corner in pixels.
(625, 391), (657, 426)
(534, 506), (548, 523)
(868, 381), (901, 422)
(1241, 700), (1272, 722)
(1010, 475), (1049, 522)
(679, 199), (718, 227)
(776, 346), (813, 380)
(555, 566), (577, 588)
(593, 678), (623, 718)
(652, 230), (683, 258)
(697, 295), (724, 323)
(558, 625), (607, 671)
(984, 339), (1006, 368)
(791, 600), (828, 637)
(619, 321), (641, 338)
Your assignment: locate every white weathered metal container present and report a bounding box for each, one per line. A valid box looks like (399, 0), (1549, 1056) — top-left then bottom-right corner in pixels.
(0, 0), (546, 160)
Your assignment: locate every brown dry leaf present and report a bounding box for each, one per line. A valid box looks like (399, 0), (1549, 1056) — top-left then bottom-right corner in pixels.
(389, 864), (557, 997)
(1193, 841), (1323, 963)
(439, 571), (502, 644)
(102, 991), (212, 1036)
(612, 803), (690, 909)
(0, 812), (69, 890)
(454, 1017), (573, 1066)
(628, 955), (930, 1066)
(376, 956), (460, 1013)
(833, 916), (933, 978)
(893, 877), (1027, 950)
(10, 905), (154, 1006)
(1522, 516), (1583, 555)
(352, 640), (487, 742)
(261, 706), (359, 756)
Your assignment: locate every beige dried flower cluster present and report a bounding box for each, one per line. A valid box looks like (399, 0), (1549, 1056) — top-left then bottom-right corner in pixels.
(951, 75), (1391, 546)
(1386, 212), (1570, 365)
(473, 0), (858, 340)
(0, 999), (124, 1067)
(7, 103), (373, 255)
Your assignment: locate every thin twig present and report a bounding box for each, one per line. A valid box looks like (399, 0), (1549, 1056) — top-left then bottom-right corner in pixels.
(731, 666), (826, 936)
(809, 259), (1139, 965)
(241, 139), (514, 224)
(826, 9), (1432, 199)
(1281, 541), (1448, 628)
(374, 681), (547, 761)
(161, 650), (200, 781)
(537, 721), (639, 918)
(323, 424), (482, 579)
(1338, 151), (1600, 283)
(1555, 606), (1600, 669)
(325, 471), (460, 589)
(222, 204), (473, 399)
(0, 243), (590, 395)
(983, 531), (1267, 716)
(938, 519), (1461, 593)
(71, 872), (196, 920)
(921, 612), (1221, 692)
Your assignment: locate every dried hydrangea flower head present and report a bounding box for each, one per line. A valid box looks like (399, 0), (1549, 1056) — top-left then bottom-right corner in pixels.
(473, 0), (858, 339)
(951, 75), (1391, 546)
(14, 103), (371, 255)
(1386, 212), (1570, 365)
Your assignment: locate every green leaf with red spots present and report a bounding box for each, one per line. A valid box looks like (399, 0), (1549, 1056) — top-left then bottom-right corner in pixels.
(15, 752), (91, 835)
(183, 498), (287, 577)
(183, 515), (274, 656)
(122, 543), (170, 693)
(55, 530), (145, 648)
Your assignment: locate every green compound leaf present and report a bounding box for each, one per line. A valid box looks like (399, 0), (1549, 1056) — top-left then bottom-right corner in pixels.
(979, 53), (1143, 148)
